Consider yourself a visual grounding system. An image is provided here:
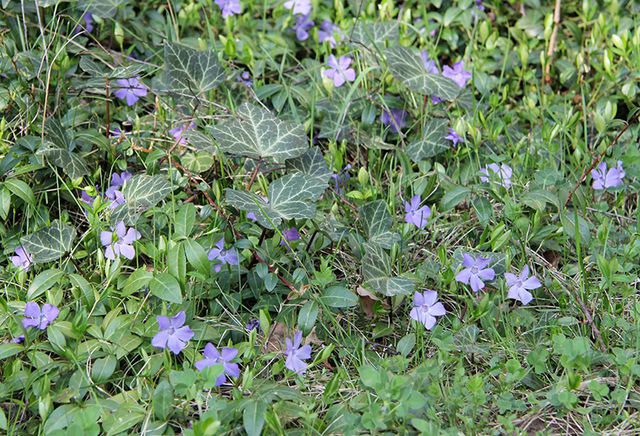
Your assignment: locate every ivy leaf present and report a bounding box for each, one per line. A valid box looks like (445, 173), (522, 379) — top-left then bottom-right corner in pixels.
(285, 147), (332, 184)
(385, 47), (461, 101)
(361, 242), (414, 297)
(111, 174), (172, 225)
(21, 220), (76, 263)
(406, 118), (449, 162)
(212, 102), (308, 163)
(350, 21), (399, 47)
(78, 0), (127, 18)
(160, 42), (224, 100)
(38, 119), (89, 179)
(225, 173), (326, 229)
(359, 200), (399, 249)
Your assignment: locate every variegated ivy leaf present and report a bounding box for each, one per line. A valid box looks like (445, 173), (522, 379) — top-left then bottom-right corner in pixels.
(350, 21), (399, 48)
(361, 242), (414, 297)
(160, 42), (224, 100)
(79, 57), (147, 79)
(111, 174), (172, 225)
(359, 200), (399, 249)
(406, 118), (449, 162)
(385, 47), (461, 101)
(212, 103), (308, 163)
(38, 119), (89, 179)
(225, 173), (326, 229)
(285, 147), (332, 185)
(21, 220), (76, 263)
(78, 0), (127, 18)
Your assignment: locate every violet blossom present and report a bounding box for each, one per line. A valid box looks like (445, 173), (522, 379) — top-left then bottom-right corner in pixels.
(284, 330), (312, 375)
(169, 122), (195, 145)
(293, 14), (314, 41)
(195, 343), (241, 386)
(403, 195), (431, 229)
(455, 254), (495, 293)
(331, 164), (351, 195)
(323, 55), (356, 88)
(22, 302), (59, 330)
(283, 0), (311, 15)
(445, 128), (464, 146)
(239, 71), (252, 87)
(410, 290), (446, 330)
(245, 319), (260, 332)
(380, 108), (409, 133)
(280, 227), (301, 246)
(105, 171), (131, 209)
(591, 160), (625, 190)
(208, 238), (239, 272)
(74, 12), (94, 34)
(113, 77), (148, 106)
(480, 163), (513, 188)
(11, 246), (33, 271)
(151, 311), (194, 355)
(318, 20), (339, 47)
(421, 51), (439, 75)
(505, 265), (541, 305)
(215, 0), (241, 18)
(100, 221), (141, 260)
(442, 61), (472, 88)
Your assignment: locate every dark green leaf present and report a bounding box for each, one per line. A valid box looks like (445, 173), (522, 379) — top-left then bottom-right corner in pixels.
(149, 273), (183, 304)
(21, 220), (76, 263)
(243, 400), (267, 436)
(322, 285), (358, 308)
(160, 42), (224, 100)
(406, 118), (449, 162)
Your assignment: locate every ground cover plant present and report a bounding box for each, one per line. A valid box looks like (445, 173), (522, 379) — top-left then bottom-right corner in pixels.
(1, 0), (640, 434)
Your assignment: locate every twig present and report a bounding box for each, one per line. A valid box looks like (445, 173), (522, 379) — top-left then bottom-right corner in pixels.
(544, 0), (562, 84)
(105, 78), (110, 139)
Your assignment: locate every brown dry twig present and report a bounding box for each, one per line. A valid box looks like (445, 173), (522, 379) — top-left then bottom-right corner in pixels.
(544, 0), (562, 84)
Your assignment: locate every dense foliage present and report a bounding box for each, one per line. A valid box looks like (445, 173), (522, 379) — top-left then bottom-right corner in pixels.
(1, 0), (640, 434)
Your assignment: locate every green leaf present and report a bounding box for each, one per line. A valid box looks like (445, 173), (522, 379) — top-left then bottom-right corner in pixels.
(21, 220), (76, 263)
(4, 178), (35, 206)
(91, 355), (117, 383)
(365, 276), (415, 297)
(121, 267), (153, 297)
(212, 102), (309, 163)
(38, 145), (89, 180)
(360, 200), (399, 248)
(174, 203), (196, 238)
(27, 268), (65, 299)
(183, 239), (210, 274)
(297, 301), (319, 334)
(44, 405), (78, 434)
(167, 242), (186, 287)
(243, 400), (267, 436)
(397, 333), (416, 357)
(439, 186), (471, 211)
(78, 0), (127, 18)
(406, 118), (449, 162)
(522, 189), (559, 211)
(111, 174), (172, 225)
(161, 42), (224, 100)
(561, 210), (591, 245)
(0, 407), (6, 431)
(350, 21), (399, 47)
(0, 188), (10, 220)
(0, 343), (23, 360)
(182, 151), (214, 173)
(152, 380), (174, 421)
(322, 285), (358, 308)
(226, 173), (326, 229)
(385, 47), (461, 101)
(362, 242), (414, 297)
(472, 197), (493, 227)
(149, 273), (183, 304)
(285, 147), (332, 184)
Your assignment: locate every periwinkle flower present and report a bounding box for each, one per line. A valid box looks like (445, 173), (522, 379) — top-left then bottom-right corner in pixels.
(323, 55), (356, 88)
(11, 246), (33, 271)
(22, 302), (59, 330)
(318, 20), (339, 47)
(331, 164), (351, 195)
(380, 108), (409, 133)
(152, 311), (194, 355)
(421, 51), (439, 75)
(505, 266), (541, 305)
(12, 335), (25, 344)
(410, 290), (446, 330)
(208, 238), (239, 272)
(80, 190), (96, 206)
(476, 0), (485, 11)
(284, 331), (312, 375)
(280, 227), (301, 245)
(169, 122), (195, 145)
(455, 254), (495, 292)
(195, 344), (241, 386)
(442, 61), (472, 88)
(403, 195), (431, 229)
(100, 221), (141, 260)
(480, 163), (513, 188)
(591, 160), (625, 190)
(283, 0), (311, 15)
(293, 14), (314, 41)
(239, 71), (252, 87)
(215, 0), (241, 18)
(445, 128), (464, 146)
(113, 77), (148, 106)
(245, 319), (260, 332)
(74, 12), (94, 34)
(246, 196), (268, 222)
(105, 171), (131, 209)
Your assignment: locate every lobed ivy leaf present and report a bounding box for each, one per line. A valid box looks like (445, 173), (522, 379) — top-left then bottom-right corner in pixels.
(78, 0), (127, 18)
(111, 174), (172, 225)
(38, 119), (89, 179)
(361, 242), (414, 297)
(21, 220), (76, 263)
(385, 47), (461, 101)
(350, 21), (399, 48)
(406, 118), (449, 162)
(285, 147), (332, 184)
(212, 102), (309, 163)
(359, 200), (399, 249)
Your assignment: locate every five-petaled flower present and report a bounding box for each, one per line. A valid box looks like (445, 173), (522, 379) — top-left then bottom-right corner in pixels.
(403, 195), (431, 229)
(591, 160), (625, 190)
(480, 163), (513, 188)
(505, 266), (541, 305)
(283, 0), (311, 15)
(421, 51), (439, 75)
(113, 77), (148, 106)
(410, 290), (446, 330)
(323, 55), (356, 88)
(445, 128), (464, 146)
(442, 61), (472, 88)
(195, 343), (241, 385)
(294, 14), (314, 41)
(318, 20), (339, 47)
(381, 108), (409, 133)
(455, 254), (495, 292)
(11, 246), (33, 271)
(106, 171), (131, 209)
(284, 330), (312, 375)
(215, 0), (241, 18)
(152, 311), (195, 355)
(281, 227), (301, 245)
(208, 238), (239, 272)
(101, 221), (141, 260)
(22, 302), (59, 330)
(169, 122), (195, 145)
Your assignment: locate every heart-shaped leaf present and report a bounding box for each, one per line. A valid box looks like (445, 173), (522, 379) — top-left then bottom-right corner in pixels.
(359, 200), (399, 249)
(160, 42), (224, 100)
(21, 220), (76, 263)
(406, 118), (449, 162)
(111, 174), (172, 225)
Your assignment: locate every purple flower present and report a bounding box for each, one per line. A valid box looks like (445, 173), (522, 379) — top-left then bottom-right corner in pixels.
(445, 128), (464, 146)
(380, 108), (409, 133)
(22, 302), (59, 330)
(245, 319), (260, 332)
(442, 61), (472, 88)
(283, 0), (311, 15)
(410, 290), (446, 330)
(403, 195), (431, 229)
(246, 196), (268, 222)
(151, 311), (194, 355)
(323, 55), (356, 88)
(280, 227), (301, 246)
(505, 266), (541, 305)
(318, 20), (339, 47)
(105, 171), (131, 209)
(284, 331), (312, 375)
(480, 163), (513, 188)
(215, 0), (241, 17)
(80, 190), (96, 206)
(293, 14), (314, 41)
(591, 160), (625, 190)
(100, 221), (141, 260)
(11, 246), (33, 271)
(169, 122), (195, 145)
(476, 0), (485, 11)
(208, 238), (239, 272)
(421, 51), (439, 75)
(74, 12), (94, 34)
(455, 254), (495, 293)
(113, 77), (148, 106)
(12, 335), (25, 344)
(195, 344), (241, 385)
(239, 71), (252, 87)
(331, 164), (351, 195)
